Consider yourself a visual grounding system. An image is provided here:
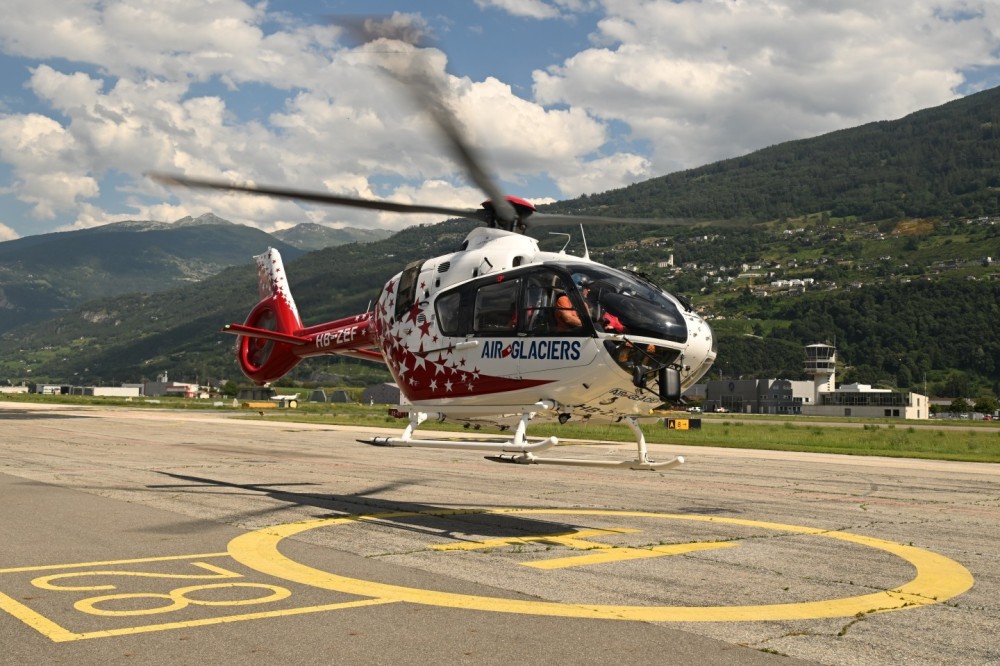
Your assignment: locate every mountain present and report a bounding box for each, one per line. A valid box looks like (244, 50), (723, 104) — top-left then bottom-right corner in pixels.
(544, 86), (1000, 223)
(272, 223), (393, 250)
(0, 219), (478, 385)
(0, 213), (304, 333)
(1, 88), (999, 394)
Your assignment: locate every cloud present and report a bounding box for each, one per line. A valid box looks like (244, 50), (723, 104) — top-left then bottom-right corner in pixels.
(555, 152), (651, 198)
(452, 76), (607, 183)
(0, 110), (100, 218)
(0, 0), (997, 238)
(0, 222), (18, 240)
(475, 0), (598, 19)
(0, 0), (333, 89)
(475, 0), (560, 20)
(534, 0), (1000, 173)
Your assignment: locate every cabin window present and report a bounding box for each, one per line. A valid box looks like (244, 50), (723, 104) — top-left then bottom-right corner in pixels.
(394, 260), (423, 322)
(521, 270), (587, 336)
(473, 278), (521, 334)
(434, 267), (594, 339)
(435, 291), (462, 336)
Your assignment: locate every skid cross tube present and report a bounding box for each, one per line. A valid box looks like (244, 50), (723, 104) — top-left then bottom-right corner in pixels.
(367, 409), (558, 454)
(365, 407), (684, 471)
(488, 416), (683, 470)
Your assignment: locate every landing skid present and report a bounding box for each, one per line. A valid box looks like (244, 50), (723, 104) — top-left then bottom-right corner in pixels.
(364, 409), (684, 471)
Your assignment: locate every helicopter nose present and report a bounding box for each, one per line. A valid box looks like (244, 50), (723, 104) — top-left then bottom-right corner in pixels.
(681, 313), (716, 387)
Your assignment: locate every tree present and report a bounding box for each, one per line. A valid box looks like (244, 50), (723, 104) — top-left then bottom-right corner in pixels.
(941, 371), (974, 398)
(973, 395), (999, 415)
(949, 397), (971, 414)
(896, 365), (913, 388)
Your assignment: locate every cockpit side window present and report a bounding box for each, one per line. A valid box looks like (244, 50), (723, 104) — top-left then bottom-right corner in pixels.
(565, 264), (687, 342)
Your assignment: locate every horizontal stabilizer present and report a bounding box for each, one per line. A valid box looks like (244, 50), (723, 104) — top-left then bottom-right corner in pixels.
(222, 323), (309, 346)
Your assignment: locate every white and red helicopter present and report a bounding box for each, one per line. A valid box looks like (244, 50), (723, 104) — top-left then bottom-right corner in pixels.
(153, 23), (717, 470)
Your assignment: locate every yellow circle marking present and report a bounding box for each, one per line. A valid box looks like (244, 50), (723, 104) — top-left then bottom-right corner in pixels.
(227, 509), (973, 622)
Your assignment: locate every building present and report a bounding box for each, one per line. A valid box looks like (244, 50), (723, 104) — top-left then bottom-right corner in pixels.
(144, 372), (201, 398)
(807, 382), (928, 419)
(327, 390), (352, 403)
(29, 383), (140, 397)
(33, 384), (70, 395)
(703, 378), (809, 415)
(704, 344), (928, 419)
(363, 383), (401, 405)
(799, 345), (927, 419)
(238, 386), (275, 401)
(83, 386), (140, 398)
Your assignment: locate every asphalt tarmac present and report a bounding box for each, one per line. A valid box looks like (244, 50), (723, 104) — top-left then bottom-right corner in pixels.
(1, 401), (998, 665)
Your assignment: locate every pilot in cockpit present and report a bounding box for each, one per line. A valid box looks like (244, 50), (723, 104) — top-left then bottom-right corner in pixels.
(583, 278), (626, 333)
(554, 276), (587, 332)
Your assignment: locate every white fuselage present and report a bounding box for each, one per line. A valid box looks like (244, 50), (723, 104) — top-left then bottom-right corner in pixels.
(371, 228), (716, 424)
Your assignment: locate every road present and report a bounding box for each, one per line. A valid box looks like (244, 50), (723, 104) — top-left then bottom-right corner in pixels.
(1, 401), (998, 665)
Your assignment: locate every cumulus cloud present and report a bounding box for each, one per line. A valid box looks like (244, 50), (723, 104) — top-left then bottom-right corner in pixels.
(0, 222), (19, 240)
(0, 0), (997, 238)
(555, 152), (651, 198)
(475, 0), (562, 20)
(475, 0), (599, 19)
(534, 0), (1000, 173)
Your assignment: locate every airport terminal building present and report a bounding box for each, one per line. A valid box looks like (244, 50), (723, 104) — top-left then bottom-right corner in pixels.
(703, 344), (928, 419)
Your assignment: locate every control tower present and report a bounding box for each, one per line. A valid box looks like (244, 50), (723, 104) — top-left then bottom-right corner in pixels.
(804, 343), (836, 395)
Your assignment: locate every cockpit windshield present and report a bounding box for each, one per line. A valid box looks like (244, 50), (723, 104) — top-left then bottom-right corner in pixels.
(564, 264), (688, 343)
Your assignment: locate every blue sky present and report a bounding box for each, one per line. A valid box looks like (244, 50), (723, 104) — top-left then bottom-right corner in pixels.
(0, 0), (998, 240)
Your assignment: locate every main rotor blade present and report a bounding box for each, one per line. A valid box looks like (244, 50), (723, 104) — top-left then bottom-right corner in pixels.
(525, 212), (703, 228)
(148, 172), (485, 221)
(404, 71), (517, 225)
(338, 15), (517, 225)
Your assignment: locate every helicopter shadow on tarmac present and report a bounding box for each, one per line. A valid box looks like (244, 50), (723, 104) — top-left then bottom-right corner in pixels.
(141, 470), (591, 543)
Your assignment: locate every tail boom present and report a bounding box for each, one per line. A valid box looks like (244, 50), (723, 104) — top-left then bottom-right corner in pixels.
(225, 249), (382, 385)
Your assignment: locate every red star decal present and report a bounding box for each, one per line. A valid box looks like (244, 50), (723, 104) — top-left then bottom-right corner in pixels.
(418, 319), (432, 337)
(405, 302), (423, 325)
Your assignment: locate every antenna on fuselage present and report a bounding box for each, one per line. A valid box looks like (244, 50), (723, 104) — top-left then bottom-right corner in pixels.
(580, 224), (590, 261)
(548, 232), (571, 254)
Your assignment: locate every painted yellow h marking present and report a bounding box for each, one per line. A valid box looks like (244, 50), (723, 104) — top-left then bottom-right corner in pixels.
(432, 528), (737, 569)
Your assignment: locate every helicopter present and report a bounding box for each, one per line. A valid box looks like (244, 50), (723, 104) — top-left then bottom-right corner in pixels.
(151, 22), (718, 471)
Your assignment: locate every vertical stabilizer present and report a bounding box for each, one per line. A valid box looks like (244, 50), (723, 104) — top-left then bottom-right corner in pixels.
(234, 248), (305, 383)
(254, 248), (303, 330)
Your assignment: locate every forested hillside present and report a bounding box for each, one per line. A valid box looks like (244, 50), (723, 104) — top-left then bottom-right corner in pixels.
(713, 279), (1000, 396)
(545, 86), (1000, 222)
